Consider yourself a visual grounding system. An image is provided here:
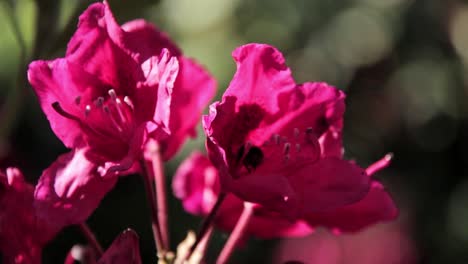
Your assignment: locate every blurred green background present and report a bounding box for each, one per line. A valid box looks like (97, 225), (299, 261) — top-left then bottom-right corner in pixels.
(1, 0), (468, 263)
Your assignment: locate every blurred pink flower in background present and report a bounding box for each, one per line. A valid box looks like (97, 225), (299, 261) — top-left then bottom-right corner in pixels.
(273, 221), (418, 264)
(0, 168), (59, 264)
(173, 152), (312, 238)
(203, 43), (379, 220)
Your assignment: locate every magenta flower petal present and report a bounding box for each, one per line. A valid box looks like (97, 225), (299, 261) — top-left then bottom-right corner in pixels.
(27, 59), (98, 149)
(225, 44), (296, 110)
(119, 15), (216, 161)
(120, 19), (182, 62)
(0, 168), (57, 263)
(65, 2), (143, 93)
(287, 157), (370, 215)
(34, 148), (117, 228)
(98, 229), (141, 264)
(159, 57), (216, 160)
(305, 181), (398, 233)
(173, 152), (312, 239)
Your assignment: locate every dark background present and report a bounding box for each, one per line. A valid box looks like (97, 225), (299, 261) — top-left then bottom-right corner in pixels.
(0, 0), (467, 263)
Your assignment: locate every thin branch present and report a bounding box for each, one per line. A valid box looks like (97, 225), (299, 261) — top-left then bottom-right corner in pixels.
(78, 223), (104, 258)
(216, 202), (255, 264)
(139, 158), (165, 257)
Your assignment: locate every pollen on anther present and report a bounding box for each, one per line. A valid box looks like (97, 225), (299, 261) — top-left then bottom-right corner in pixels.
(124, 96), (134, 110)
(108, 89), (117, 100)
(85, 105), (91, 116)
(95, 97), (104, 107)
(283, 196), (289, 202)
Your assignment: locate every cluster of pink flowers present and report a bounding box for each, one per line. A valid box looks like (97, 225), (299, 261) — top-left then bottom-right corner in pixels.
(1, 1), (398, 263)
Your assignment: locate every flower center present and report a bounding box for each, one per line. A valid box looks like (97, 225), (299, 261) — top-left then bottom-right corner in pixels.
(52, 89), (136, 141)
(261, 126), (321, 164)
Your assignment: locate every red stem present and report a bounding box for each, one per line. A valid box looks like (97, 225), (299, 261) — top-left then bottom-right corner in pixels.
(78, 223), (103, 258)
(151, 144), (170, 249)
(187, 192), (227, 260)
(216, 202), (255, 264)
(140, 159), (165, 256)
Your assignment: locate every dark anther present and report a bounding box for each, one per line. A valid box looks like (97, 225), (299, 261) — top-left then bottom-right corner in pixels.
(235, 144), (245, 164)
(51, 102), (81, 122)
(242, 146), (264, 172)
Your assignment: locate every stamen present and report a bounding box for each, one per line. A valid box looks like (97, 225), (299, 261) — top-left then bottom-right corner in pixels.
(108, 89), (117, 100)
(273, 134), (280, 145)
(366, 153), (394, 176)
(102, 105), (123, 132)
(124, 96), (134, 110)
(85, 105), (91, 116)
(114, 98), (128, 124)
(51, 102), (81, 122)
(294, 128), (300, 138)
(95, 97), (104, 107)
(305, 127), (315, 143)
(283, 142), (291, 155)
(295, 143), (301, 153)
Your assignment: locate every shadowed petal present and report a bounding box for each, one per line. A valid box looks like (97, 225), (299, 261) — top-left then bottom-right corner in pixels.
(34, 148), (117, 228)
(98, 229), (141, 264)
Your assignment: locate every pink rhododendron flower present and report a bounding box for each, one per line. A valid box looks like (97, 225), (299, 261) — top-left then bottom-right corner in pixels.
(173, 152), (312, 238)
(273, 221), (417, 264)
(0, 168), (58, 264)
(28, 1), (215, 175)
(203, 43), (370, 218)
(34, 148), (117, 229)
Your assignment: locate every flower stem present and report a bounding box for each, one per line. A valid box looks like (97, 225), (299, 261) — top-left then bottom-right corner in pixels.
(139, 159), (165, 256)
(188, 192), (227, 259)
(78, 223), (104, 258)
(190, 226), (214, 264)
(216, 202), (255, 264)
(151, 143), (170, 249)
(143, 139), (170, 250)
